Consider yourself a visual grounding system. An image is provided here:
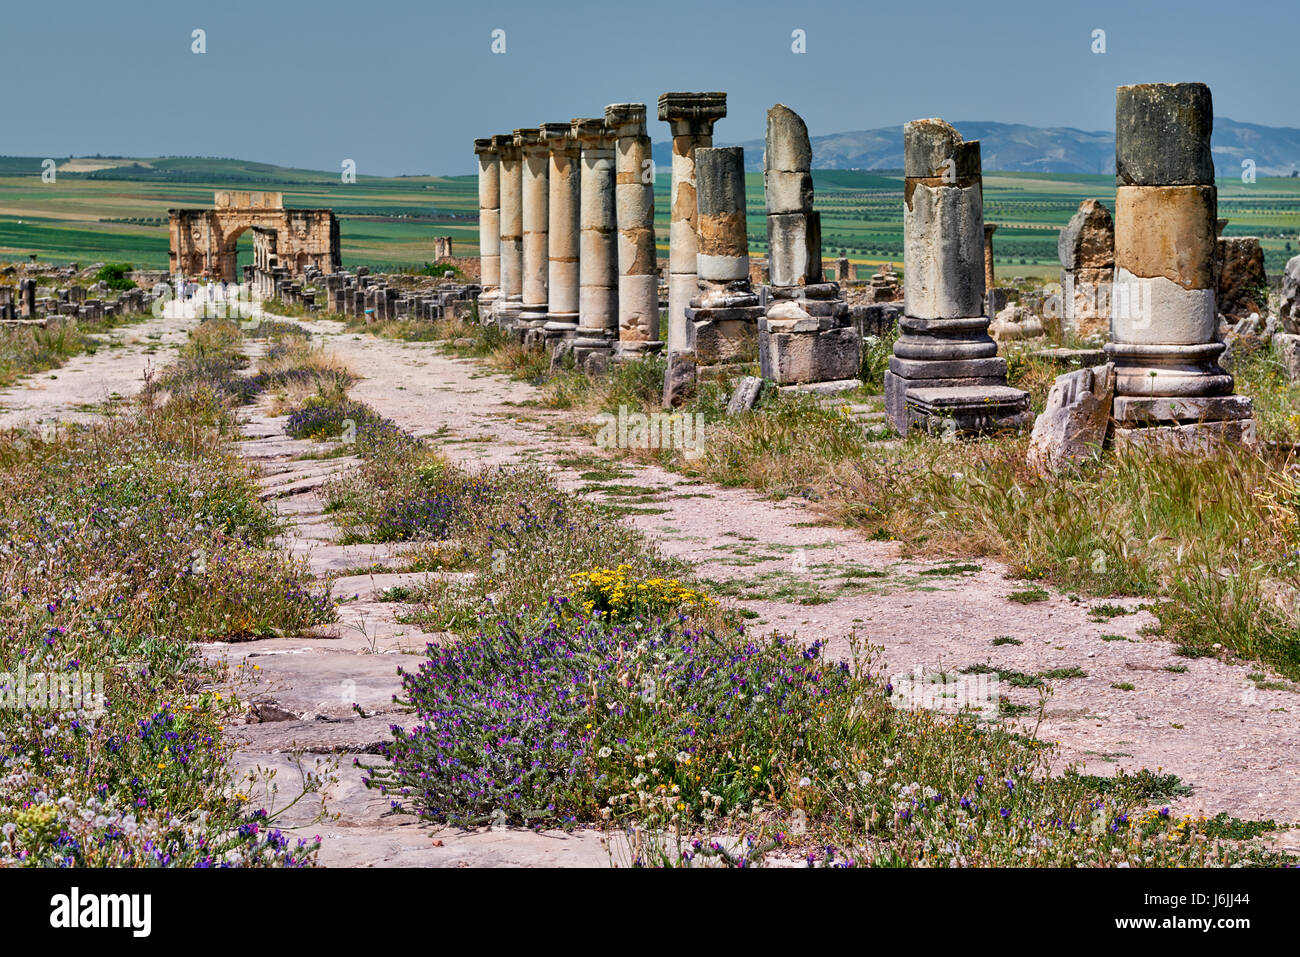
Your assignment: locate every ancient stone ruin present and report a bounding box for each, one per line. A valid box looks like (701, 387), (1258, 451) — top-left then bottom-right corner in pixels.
(1059, 198), (1114, 339)
(683, 146), (765, 378)
(757, 104), (858, 389)
(660, 93), (728, 356)
(168, 191), (340, 282)
(884, 119), (1030, 434)
(1216, 235), (1268, 322)
(1106, 82), (1255, 450)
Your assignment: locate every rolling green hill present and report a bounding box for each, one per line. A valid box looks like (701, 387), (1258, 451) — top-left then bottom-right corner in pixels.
(2, 156), (1298, 280)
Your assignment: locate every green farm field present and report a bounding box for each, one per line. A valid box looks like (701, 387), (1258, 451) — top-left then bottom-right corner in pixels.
(3, 156), (1299, 280)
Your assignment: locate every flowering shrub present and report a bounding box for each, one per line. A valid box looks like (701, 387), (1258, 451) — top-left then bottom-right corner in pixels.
(363, 607), (849, 829)
(365, 603), (1288, 865)
(568, 565), (716, 623)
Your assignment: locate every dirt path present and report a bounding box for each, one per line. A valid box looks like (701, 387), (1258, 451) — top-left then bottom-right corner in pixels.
(0, 309), (191, 429)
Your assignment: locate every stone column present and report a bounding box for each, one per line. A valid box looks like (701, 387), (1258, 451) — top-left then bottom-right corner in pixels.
(1059, 199), (1114, 338)
(982, 223), (998, 314)
(496, 133), (524, 325)
(1106, 82), (1254, 448)
(758, 104), (858, 387)
(658, 92), (727, 355)
(540, 121), (581, 341)
(572, 117), (619, 363)
(19, 278), (36, 318)
(683, 147), (764, 371)
(884, 118), (1030, 434)
(516, 128), (549, 334)
(605, 102), (662, 355)
(1217, 236), (1268, 321)
(474, 138), (501, 310)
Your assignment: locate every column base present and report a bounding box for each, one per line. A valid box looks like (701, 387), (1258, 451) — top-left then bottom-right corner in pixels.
(759, 285), (857, 385)
(1110, 392), (1257, 450)
(885, 369), (1031, 435)
(571, 332), (615, 367)
(1104, 340), (1234, 397)
(1112, 416), (1257, 452)
(542, 319), (578, 354)
(887, 373), (1033, 436)
(614, 340), (664, 361)
(686, 286), (764, 366)
(494, 297), (524, 330)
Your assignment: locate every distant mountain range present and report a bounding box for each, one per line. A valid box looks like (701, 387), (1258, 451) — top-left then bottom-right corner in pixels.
(651, 118), (1300, 177)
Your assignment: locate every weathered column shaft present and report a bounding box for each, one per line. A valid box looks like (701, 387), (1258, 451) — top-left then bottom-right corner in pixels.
(541, 122), (580, 324)
(474, 138), (501, 299)
(760, 103), (858, 386)
(606, 102), (659, 346)
(982, 223), (997, 295)
(1106, 82), (1253, 446)
(496, 135), (524, 310)
(516, 128), (549, 323)
(884, 118), (1029, 434)
(574, 118), (618, 337)
(696, 147), (750, 282)
(902, 120), (985, 319)
(658, 92), (727, 354)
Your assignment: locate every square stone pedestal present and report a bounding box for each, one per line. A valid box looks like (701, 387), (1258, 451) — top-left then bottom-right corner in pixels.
(1110, 394), (1257, 451)
(541, 320), (578, 353)
(573, 334), (616, 367)
(902, 384), (1034, 435)
(884, 351), (1028, 435)
(758, 317), (860, 385)
(614, 340), (664, 362)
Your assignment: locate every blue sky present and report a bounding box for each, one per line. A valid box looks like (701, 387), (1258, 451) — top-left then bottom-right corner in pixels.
(3, 0), (1296, 176)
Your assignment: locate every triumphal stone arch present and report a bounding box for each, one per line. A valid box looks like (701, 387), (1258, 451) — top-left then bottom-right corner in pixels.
(168, 191), (340, 281)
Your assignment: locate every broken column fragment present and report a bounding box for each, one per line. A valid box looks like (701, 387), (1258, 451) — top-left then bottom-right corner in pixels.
(757, 104), (859, 387)
(683, 146), (764, 376)
(884, 119), (1031, 434)
(658, 92), (727, 355)
(1059, 199), (1114, 338)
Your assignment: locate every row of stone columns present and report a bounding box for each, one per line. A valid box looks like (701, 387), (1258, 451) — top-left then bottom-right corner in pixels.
(475, 100), (682, 359)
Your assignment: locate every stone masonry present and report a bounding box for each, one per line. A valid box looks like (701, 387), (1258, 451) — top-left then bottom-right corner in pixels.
(474, 138), (502, 310)
(683, 147), (765, 375)
(884, 119), (1030, 434)
(1059, 199), (1114, 339)
(606, 103), (662, 356)
(572, 117), (619, 363)
(541, 121), (581, 343)
(659, 92), (727, 355)
(1106, 82), (1255, 449)
(516, 128), (550, 334)
(757, 104), (859, 387)
(496, 133), (524, 326)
